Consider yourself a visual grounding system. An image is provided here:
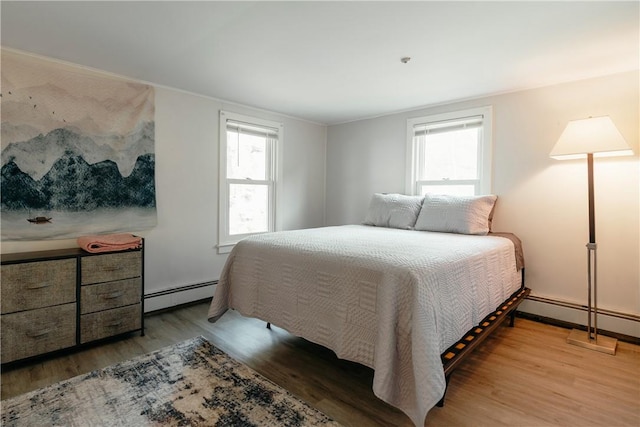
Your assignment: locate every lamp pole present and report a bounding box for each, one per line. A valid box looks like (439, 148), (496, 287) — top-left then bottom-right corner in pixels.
(586, 152), (596, 341)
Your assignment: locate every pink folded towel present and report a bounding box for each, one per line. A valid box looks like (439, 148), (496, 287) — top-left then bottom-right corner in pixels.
(77, 233), (142, 253)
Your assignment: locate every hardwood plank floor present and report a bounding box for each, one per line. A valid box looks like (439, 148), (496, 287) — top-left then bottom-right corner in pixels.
(2, 301), (639, 426)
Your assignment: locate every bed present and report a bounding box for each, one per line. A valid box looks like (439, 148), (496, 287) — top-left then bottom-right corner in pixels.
(208, 194), (528, 426)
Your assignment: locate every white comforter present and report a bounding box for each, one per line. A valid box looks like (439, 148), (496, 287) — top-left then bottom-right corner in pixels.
(208, 225), (521, 426)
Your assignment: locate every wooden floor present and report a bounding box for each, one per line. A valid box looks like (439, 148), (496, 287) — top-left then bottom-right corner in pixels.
(2, 301), (639, 426)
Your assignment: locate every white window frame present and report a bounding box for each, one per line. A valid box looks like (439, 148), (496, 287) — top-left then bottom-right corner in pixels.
(218, 110), (283, 253)
(405, 106), (493, 196)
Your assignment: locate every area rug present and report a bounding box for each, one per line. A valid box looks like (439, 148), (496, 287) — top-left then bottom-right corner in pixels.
(1, 336), (342, 427)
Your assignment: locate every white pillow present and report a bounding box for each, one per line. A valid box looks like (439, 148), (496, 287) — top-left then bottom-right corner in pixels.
(363, 193), (424, 230)
(414, 194), (498, 235)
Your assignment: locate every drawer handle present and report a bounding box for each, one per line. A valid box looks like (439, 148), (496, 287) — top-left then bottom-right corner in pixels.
(107, 321), (123, 328)
(26, 329), (52, 338)
(101, 291), (124, 300)
(26, 283), (52, 290)
(103, 266), (123, 272)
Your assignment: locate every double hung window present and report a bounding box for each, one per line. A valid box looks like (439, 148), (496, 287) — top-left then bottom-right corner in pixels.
(218, 111), (282, 252)
(406, 106), (493, 196)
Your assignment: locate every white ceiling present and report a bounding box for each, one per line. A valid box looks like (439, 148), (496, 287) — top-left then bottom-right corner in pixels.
(1, 1), (638, 125)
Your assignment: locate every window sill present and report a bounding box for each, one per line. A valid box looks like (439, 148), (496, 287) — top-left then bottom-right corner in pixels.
(217, 243), (236, 254)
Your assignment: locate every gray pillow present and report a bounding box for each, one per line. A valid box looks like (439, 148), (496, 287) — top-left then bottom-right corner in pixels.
(414, 194), (498, 235)
(363, 193), (424, 230)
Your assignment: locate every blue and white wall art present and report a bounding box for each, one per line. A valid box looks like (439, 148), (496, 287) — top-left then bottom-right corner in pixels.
(1, 50), (157, 241)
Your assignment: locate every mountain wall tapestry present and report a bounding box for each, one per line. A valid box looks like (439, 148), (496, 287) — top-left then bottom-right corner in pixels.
(1, 50), (156, 241)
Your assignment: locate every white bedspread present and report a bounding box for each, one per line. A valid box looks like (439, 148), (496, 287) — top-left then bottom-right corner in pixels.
(208, 225), (521, 426)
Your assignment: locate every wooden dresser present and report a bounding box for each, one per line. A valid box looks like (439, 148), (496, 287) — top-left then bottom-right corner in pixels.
(1, 244), (144, 365)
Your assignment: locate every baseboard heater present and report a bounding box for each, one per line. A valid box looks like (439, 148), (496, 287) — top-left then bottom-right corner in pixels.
(525, 294), (639, 323)
(144, 283), (639, 322)
(144, 284), (639, 322)
(144, 280), (218, 299)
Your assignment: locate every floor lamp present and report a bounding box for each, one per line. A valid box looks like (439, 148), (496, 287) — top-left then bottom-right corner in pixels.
(550, 116), (633, 355)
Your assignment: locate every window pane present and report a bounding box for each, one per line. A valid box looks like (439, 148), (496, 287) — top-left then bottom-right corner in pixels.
(419, 184), (475, 196)
(227, 131), (267, 180)
(420, 128), (478, 180)
(229, 184), (268, 235)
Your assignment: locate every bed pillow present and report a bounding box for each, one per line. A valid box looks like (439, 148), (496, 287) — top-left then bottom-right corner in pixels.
(414, 194), (498, 235)
(363, 193), (424, 230)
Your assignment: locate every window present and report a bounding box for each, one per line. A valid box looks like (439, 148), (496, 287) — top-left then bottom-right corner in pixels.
(218, 111), (282, 252)
(406, 106), (492, 196)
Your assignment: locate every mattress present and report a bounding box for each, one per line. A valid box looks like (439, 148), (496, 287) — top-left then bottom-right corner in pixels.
(208, 225), (522, 426)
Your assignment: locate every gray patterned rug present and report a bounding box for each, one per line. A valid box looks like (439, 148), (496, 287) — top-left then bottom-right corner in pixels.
(1, 336), (342, 426)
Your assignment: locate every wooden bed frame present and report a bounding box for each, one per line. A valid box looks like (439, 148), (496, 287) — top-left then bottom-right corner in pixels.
(438, 269), (529, 406)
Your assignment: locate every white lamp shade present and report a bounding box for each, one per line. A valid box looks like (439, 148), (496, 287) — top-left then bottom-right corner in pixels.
(550, 116), (633, 160)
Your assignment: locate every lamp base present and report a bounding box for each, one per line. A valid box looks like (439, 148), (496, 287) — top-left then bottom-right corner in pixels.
(567, 329), (617, 355)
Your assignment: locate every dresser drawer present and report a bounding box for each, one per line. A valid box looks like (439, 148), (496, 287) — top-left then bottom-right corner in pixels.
(81, 278), (142, 314)
(1, 259), (76, 314)
(80, 304), (141, 344)
(1, 303), (76, 363)
(81, 251), (141, 285)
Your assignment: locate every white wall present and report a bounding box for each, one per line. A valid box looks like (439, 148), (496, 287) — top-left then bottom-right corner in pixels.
(1, 53), (328, 312)
(326, 71), (639, 337)
(2, 50), (637, 336)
